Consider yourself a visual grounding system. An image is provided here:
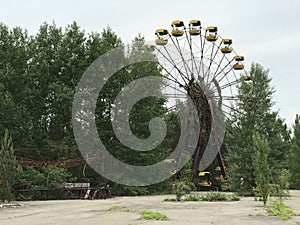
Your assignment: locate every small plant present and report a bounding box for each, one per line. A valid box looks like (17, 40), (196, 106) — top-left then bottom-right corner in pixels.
(108, 205), (119, 211)
(138, 210), (169, 220)
(164, 192), (241, 202)
(200, 191), (228, 201)
(229, 193), (241, 201)
(163, 197), (177, 201)
(264, 199), (295, 221)
(183, 194), (202, 201)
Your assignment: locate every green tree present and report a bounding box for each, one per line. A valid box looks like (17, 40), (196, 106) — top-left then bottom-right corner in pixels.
(252, 132), (271, 205)
(290, 114), (300, 188)
(225, 63), (290, 195)
(0, 129), (21, 202)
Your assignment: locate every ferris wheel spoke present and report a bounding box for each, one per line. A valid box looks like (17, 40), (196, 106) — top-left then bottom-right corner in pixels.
(185, 31), (200, 78)
(220, 79), (239, 89)
(204, 41), (222, 83)
(198, 32), (207, 80)
(212, 54), (226, 78)
(155, 46), (190, 85)
(168, 34), (193, 80)
(159, 63), (186, 87)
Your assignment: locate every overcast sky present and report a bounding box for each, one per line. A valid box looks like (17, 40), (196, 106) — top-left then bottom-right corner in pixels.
(0, 0), (299, 128)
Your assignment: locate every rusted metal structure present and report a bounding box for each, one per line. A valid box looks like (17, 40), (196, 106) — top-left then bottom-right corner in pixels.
(151, 19), (249, 182)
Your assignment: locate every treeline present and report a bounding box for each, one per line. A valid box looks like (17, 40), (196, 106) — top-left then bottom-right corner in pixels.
(0, 21), (180, 199)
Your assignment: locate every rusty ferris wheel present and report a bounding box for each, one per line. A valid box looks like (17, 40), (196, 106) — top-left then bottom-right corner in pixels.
(147, 19), (251, 181)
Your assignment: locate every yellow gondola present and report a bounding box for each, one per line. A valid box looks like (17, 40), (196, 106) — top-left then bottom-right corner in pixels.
(171, 20), (184, 37)
(241, 75), (252, 81)
(155, 29), (168, 36)
(220, 38), (233, 54)
(144, 44), (155, 51)
(233, 55), (244, 61)
(189, 20), (201, 36)
(206, 26), (218, 42)
(155, 29), (169, 46)
(233, 55), (245, 70)
(233, 63), (244, 70)
(155, 38), (168, 45)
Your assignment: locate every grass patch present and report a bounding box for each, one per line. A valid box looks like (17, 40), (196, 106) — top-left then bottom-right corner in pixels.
(138, 210), (169, 220)
(184, 194), (202, 201)
(229, 193), (241, 201)
(108, 205), (119, 211)
(200, 192), (228, 201)
(200, 192), (241, 201)
(164, 192), (241, 202)
(264, 200), (296, 221)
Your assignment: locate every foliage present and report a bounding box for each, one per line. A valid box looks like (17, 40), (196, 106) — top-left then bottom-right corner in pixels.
(43, 166), (72, 188)
(0, 129), (21, 202)
(276, 169), (291, 201)
(113, 184), (150, 196)
(264, 199), (296, 220)
(138, 210), (169, 220)
(290, 114), (300, 189)
(164, 192), (241, 202)
(229, 193), (242, 201)
(21, 166), (71, 189)
(172, 180), (192, 201)
(184, 194), (202, 201)
(225, 63), (290, 195)
(0, 22), (182, 195)
(200, 191), (228, 201)
(252, 133), (271, 205)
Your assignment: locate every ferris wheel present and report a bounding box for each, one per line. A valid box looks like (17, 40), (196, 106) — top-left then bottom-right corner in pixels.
(147, 19), (250, 180)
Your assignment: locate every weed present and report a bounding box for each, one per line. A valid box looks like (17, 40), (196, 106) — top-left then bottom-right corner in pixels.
(184, 194), (202, 201)
(264, 200), (295, 220)
(164, 192), (241, 202)
(108, 205), (119, 211)
(138, 210), (169, 220)
(200, 191), (228, 201)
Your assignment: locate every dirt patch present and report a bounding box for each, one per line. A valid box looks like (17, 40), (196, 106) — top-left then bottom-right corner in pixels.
(0, 191), (299, 225)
